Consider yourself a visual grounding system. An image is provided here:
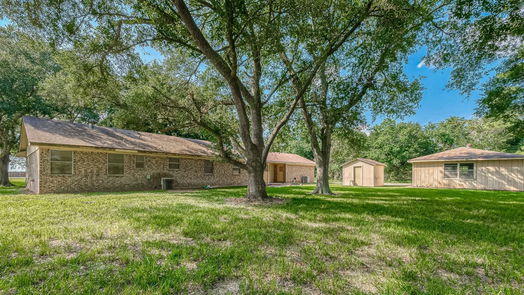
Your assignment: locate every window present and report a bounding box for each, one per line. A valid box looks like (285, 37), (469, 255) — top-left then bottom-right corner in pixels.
(108, 154), (124, 176)
(444, 164), (458, 179)
(204, 160), (214, 174)
(459, 163), (475, 179)
(444, 163), (475, 179)
(135, 156), (145, 169)
(50, 150), (73, 175)
(232, 166), (241, 175)
(168, 158), (180, 170)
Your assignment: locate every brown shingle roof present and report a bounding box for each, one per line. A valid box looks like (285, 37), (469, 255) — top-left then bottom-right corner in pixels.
(408, 147), (524, 163)
(20, 117), (315, 165)
(21, 116), (214, 157)
(342, 158), (386, 167)
(266, 152), (315, 166)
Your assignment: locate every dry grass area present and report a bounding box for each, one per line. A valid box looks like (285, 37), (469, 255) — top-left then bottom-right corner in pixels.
(0, 181), (523, 294)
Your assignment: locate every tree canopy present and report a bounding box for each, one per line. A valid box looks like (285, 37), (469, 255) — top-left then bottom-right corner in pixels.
(0, 27), (57, 185)
(2, 0), (451, 198)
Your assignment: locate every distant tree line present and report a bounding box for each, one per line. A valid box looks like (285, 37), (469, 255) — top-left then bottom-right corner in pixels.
(276, 116), (522, 182)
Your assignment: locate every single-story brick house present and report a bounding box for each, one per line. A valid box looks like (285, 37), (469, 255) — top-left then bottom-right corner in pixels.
(408, 146), (524, 191)
(18, 117), (315, 194)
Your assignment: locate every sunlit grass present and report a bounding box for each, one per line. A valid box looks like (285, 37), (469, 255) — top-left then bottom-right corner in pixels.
(0, 181), (523, 294)
(0, 178), (25, 195)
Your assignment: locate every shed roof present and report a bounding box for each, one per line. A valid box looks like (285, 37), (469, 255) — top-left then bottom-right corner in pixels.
(342, 158), (386, 167)
(408, 147), (524, 163)
(19, 117), (315, 166)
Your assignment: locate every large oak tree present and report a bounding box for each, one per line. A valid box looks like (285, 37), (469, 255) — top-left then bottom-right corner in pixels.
(2, 0), (423, 199)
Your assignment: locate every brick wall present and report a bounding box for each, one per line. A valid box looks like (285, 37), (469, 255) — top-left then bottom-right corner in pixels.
(285, 164), (315, 183)
(38, 148), (247, 193)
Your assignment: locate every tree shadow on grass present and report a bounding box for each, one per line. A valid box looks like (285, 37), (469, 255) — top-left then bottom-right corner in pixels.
(274, 190), (524, 247)
(116, 186), (524, 293)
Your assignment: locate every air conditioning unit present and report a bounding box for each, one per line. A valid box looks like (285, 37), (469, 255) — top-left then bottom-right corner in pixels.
(301, 176), (309, 184)
(161, 178), (174, 190)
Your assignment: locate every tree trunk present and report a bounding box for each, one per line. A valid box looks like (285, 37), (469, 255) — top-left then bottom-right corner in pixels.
(0, 154), (13, 187)
(312, 157), (332, 195)
(312, 132), (333, 195)
(245, 162), (268, 200)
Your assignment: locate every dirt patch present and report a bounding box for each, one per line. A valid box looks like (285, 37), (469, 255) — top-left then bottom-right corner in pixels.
(225, 197), (289, 206)
(182, 260), (198, 270)
(210, 279), (241, 294)
(342, 270), (380, 294)
(436, 269), (462, 282)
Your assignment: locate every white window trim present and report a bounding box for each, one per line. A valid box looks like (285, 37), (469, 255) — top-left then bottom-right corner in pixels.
(107, 154), (125, 176)
(49, 150), (74, 176)
(168, 158), (180, 170)
(443, 162), (476, 180)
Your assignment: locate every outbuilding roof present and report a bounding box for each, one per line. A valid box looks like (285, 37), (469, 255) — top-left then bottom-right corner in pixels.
(408, 147), (524, 163)
(342, 158), (386, 167)
(266, 152), (315, 166)
(19, 117), (316, 166)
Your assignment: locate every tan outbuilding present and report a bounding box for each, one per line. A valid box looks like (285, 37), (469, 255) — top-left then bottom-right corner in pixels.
(264, 153), (315, 184)
(408, 146), (524, 191)
(342, 158), (386, 187)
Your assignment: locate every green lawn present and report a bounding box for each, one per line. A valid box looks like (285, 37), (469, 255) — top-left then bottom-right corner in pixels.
(1, 181), (523, 294)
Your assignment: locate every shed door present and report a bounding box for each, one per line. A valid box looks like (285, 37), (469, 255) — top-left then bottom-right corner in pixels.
(354, 166), (362, 186)
(275, 164), (285, 183)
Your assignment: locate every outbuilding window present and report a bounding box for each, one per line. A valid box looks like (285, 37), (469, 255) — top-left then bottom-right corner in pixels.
(135, 155), (145, 169)
(444, 163), (475, 179)
(50, 150), (73, 175)
(444, 164), (458, 178)
(108, 154), (125, 176)
(168, 158), (180, 170)
(459, 163), (475, 179)
(204, 160), (214, 174)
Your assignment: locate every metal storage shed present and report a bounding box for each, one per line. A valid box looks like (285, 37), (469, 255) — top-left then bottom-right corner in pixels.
(342, 158), (386, 187)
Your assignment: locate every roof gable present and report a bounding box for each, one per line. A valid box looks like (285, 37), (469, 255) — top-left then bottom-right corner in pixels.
(342, 158), (386, 167)
(266, 152), (315, 165)
(408, 147), (524, 162)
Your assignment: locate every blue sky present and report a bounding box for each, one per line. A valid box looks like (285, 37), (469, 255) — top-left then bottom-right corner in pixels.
(390, 48), (480, 126)
(2, 17), (481, 127)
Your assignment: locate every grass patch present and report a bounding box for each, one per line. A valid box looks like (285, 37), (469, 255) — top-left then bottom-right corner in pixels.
(0, 178), (25, 195)
(0, 182), (523, 294)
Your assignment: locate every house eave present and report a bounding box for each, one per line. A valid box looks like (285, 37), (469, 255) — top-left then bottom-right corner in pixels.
(26, 142), (216, 160)
(408, 157), (524, 163)
(342, 159), (386, 167)
(267, 161), (316, 167)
